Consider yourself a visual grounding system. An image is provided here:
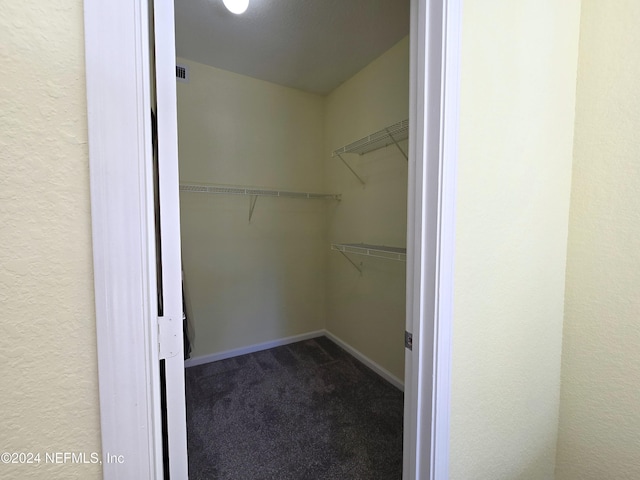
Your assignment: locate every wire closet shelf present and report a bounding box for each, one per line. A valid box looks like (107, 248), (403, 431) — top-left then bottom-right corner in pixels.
(332, 119), (409, 157)
(180, 183), (341, 223)
(331, 243), (407, 262)
(180, 183), (341, 201)
(331, 119), (408, 185)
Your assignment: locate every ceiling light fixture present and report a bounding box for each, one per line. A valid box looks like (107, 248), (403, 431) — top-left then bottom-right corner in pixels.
(222, 0), (249, 15)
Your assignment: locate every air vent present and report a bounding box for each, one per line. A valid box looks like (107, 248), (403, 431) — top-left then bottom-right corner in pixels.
(176, 63), (189, 83)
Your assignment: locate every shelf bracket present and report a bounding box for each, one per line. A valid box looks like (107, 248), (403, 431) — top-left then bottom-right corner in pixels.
(385, 128), (408, 161)
(248, 195), (258, 223)
(336, 154), (366, 185)
(337, 250), (363, 276)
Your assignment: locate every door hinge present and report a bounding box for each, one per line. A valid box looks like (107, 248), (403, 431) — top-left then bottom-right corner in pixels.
(158, 316), (180, 360)
(405, 331), (413, 351)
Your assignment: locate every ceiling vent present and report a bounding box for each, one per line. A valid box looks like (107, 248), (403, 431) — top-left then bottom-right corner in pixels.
(176, 63), (189, 83)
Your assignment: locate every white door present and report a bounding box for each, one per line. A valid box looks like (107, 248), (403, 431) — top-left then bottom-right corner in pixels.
(152, 0), (189, 478)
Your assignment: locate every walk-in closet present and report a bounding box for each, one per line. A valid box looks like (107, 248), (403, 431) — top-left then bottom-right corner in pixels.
(174, 1), (410, 477)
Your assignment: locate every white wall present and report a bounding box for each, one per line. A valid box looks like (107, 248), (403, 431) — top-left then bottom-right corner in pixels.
(0, 1), (102, 478)
(178, 38), (410, 379)
(555, 1), (640, 478)
(177, 59), (327, 358)
(324, 37), (409, 381)
(450, 1), (582, 478)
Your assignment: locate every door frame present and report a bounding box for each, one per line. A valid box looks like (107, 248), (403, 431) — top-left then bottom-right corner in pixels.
(403, 0), (461, 478)
(83, 0), (461, 478)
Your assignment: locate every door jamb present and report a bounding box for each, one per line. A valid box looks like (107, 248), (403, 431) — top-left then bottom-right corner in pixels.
(403, 0), (461, 479)
(83, 0), (461, 478)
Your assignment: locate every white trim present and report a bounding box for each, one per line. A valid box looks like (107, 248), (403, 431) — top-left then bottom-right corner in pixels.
(403, 0), (461, 479)
(432, 0), (461, 476)
(323, 330), (405, 391)
(153, 0), (189, 477)
(403, 0), (422, 475)
(184, 331), (325, 367)
(84, 1), (163, 478)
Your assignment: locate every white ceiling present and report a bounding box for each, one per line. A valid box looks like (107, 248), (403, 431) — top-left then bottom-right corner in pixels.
(174, 0), (410, 95)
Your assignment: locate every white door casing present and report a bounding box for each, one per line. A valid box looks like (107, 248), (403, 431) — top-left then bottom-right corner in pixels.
(403, 0), (461, 479)
(84, 0), (188, 478)
(84, 0), (165, 477)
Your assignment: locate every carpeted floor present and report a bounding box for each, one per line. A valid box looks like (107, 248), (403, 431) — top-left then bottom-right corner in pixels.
(185, 336), (403, 479)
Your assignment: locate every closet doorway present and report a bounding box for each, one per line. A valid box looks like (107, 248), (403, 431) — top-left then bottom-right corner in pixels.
(83, 0), (460, 478)
(174, 1), (410, 478)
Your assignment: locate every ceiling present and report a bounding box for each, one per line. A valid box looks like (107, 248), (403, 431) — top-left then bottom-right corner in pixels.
(174, 0), (410, 95)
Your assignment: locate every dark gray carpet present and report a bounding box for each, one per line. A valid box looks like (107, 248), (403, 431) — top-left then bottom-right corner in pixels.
(185, 336), (403, 479)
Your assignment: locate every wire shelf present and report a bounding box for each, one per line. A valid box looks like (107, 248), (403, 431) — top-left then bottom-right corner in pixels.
(180, 184), (341, 201)
(332, 119), (409, 157)
(331, 243), (407, 262)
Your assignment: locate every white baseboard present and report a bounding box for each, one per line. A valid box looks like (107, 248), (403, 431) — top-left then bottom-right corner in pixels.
(184, 329), (404, 391)
(322, 330), (404, 391)
(184, 330), (325, 368)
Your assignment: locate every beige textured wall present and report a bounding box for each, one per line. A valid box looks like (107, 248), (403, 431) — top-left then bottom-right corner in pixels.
(555, 1), (640, 478)
(450, 1), (581, 478)
(324, 37), (409, 381)
(177, 59), (327, 357)
(0, 1), (101, 479)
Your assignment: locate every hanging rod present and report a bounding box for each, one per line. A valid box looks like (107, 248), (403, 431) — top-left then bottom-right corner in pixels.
(180, 183), (341, 223)
(331, 243), (407, 263)
(180, 184), (341, 201)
